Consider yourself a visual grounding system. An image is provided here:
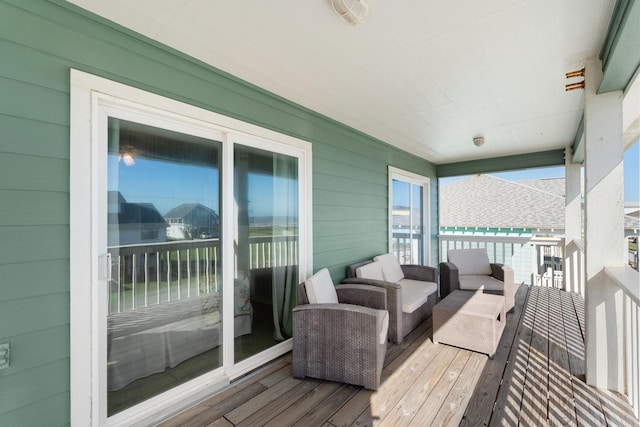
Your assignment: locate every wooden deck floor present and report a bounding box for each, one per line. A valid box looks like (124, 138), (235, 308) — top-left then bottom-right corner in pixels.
(159, 285), (639, 426)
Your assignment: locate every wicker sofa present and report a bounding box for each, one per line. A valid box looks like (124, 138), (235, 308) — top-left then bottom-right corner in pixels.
(343, 253), (439, 344)
(292, 268), (388, 390)
(439, 248), (515, 312)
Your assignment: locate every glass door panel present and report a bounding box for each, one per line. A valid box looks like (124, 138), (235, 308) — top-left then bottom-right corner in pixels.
(392, 178), (426, 264)
(234, 145), (299, 362)
(106, 118), (222, 415)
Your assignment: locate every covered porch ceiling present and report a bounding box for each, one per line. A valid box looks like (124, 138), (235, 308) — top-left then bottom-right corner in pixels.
(67, 0), (639, 166)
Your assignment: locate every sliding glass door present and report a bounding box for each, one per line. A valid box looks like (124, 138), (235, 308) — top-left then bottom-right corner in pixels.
(106, 117), (224, 415)
(233, 145), (299, 362)
(70, 72), (312, 425)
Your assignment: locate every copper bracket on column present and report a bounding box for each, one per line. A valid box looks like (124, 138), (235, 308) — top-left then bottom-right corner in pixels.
(565, 67), (585, 91)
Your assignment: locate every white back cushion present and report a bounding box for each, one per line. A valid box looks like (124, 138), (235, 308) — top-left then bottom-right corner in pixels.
(355, 261), (385, 281)
(373, 253), (404, 283)
(379, 311), (389, 345)
(304, 268), (338, 304)
(447, 248), (492, 275)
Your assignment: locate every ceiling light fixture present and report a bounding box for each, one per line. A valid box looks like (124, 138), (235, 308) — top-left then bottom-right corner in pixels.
(330, 0), (368, 26)
(473, 136), (485, 147)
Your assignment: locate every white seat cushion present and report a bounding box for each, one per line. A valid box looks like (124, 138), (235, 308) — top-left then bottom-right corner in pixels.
(373, 253), (404, 283)
(379, 311), (389, 345)
(459, 275), (505, 292)
(355, 261), (385, 281)
(447, 248), (492, 275)
(304, 268), (338, 304)
(397, 279), (438, 313)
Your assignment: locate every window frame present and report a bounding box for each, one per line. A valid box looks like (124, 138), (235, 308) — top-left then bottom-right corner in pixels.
(388, 166), (431, 265)
(70, 69), (313, 426)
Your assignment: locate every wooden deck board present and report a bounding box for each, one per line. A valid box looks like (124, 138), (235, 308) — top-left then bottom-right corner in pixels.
(491, 285), (537, 426)
(160, 285), (639, 427)
(460, 283), (529, 426)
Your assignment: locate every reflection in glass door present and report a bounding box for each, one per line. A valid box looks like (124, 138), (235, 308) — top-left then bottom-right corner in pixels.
(234, 145), (299, 362)
(390, 169), (429, 265)
(106, 118), (222, 415)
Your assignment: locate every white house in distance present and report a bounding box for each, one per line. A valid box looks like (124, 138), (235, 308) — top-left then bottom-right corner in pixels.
(107, 191), (167, 246)
(165, 203), (220, 241)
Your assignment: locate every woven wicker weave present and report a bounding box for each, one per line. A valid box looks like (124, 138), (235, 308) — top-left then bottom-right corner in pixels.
(432, 290), (506, 357)
(440, 261), (515, 312)
(293, 282), (387, 390)
(343, 262), (438, 344)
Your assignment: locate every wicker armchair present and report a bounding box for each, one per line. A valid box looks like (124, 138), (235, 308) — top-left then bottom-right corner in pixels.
(292, 268), (388, 390)
(343, 253), (438, 344)
(439, 248), (515, 312)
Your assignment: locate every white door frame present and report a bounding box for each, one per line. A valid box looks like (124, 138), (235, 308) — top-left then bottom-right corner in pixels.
(70, 70), (313, 426)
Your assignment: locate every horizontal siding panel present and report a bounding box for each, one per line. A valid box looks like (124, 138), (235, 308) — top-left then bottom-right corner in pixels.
(0, 225), (69, 264)
(0, 358), (69, 415)
(0, 259), (68, 302)
(314, 233), (384, 253)
(314, 172), (386, 196)
(0, 153), (69, 192)
(315, 246), (388, 276)
(0, 77), (69, 126)
(313, 189), (385, 209)
(313, 157), (386, 185)
(0, 190), (68, 226)
(314, 219), (387, 238)
(0, 115), (69, 159)
(0, 391), (69, 427)
(0, 38), (70, 93)
(0, 292), (69, 340)
(315, 205), (387, 222)
(0, 325), (69, 376)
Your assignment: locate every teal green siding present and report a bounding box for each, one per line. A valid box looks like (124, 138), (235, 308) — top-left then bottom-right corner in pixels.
(0, 0), (437, 423)
(436, 149), (566, 178)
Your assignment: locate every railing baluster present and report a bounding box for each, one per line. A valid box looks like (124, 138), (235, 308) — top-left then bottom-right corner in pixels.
(167, 250), (171, 302)
(156, 252), (160, 305)
(206, 247), (210, 294)
(196, 247), (201, 296)
(144, 253), (148, 307)
(131, 254), (136, 310)
(186, 248), (191, 298)
(177, 250), (181, 300)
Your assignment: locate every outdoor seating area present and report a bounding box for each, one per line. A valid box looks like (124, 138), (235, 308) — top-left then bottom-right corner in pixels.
(159, 285), (639, 426)
(440, 247), (516, 312)
(343, 253), (439, 343)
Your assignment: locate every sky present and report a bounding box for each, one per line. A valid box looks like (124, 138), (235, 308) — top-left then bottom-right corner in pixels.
(440, 142), (640, 203)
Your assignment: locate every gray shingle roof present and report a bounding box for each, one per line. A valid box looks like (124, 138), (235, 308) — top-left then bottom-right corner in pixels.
(439, 174), (565, 229)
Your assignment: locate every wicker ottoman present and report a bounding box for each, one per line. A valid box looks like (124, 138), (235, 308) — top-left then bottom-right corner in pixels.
(432, 290), (506, 357)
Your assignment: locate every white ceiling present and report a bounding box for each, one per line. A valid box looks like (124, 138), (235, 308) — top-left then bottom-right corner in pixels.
(67, 0), (617, 164)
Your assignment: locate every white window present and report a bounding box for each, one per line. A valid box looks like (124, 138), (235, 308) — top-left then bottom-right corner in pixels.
(388, 166), (430, 265)
(70, 70), (312, 426)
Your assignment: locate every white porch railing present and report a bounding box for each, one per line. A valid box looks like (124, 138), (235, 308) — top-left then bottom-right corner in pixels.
(437, 234), (565, 286)
(604, 267), (640, 420)
(107, 236), (298, 314)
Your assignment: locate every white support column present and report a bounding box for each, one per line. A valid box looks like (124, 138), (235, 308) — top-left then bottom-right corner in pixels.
(564, 149), (584, 294)
(584, 57), (626, 391)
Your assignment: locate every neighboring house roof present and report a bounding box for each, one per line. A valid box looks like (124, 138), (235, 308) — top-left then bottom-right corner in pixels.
(440, 174), (565, 230)
(110, 202), (166, 225)
(440, 174), (640, 233)
(107, 191), (166, 225)
(165, 203), (219, 227)
(518, 178), (566, 197)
